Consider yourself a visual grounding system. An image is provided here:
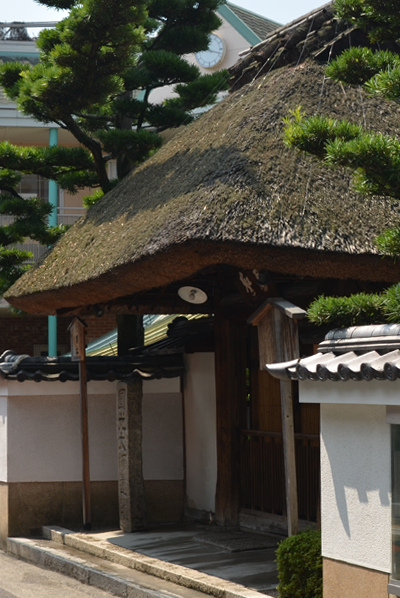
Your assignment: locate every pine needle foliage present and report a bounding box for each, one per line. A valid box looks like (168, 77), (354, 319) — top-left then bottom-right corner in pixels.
(308, 284), (400, 328)
(0, 0), (229, 192)
(308, 293), (386, 328)
(283, 2), (400, 327)
(376, 226), (400, 258)
(283, 109), (400, 200)
(0, 0), (229, 292)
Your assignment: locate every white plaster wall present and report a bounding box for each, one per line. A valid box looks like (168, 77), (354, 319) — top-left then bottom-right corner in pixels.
(144, 378), (180, 394)
(300, 378), (400, 405)
(0, 397), (7, 482)
(142, 393), (184, 480)
(4, 376), (183, 484)
(7, 393), (117, 482)
(320, 403), (391, 572)
(0, 378), (117, 397)
(183, 353), (217, 512)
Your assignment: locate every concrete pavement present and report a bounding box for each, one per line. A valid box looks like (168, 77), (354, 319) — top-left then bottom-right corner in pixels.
(6, 524), (278, 598)
(0, 549), (114, 598)
(6, 524), (280, 597)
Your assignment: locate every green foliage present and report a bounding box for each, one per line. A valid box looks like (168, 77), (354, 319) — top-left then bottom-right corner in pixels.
(173, 70), (229, 110)
(283, 108), (362, 158)
(326, 47), (400, 86)
(366, 67), (400, 102)
(0, 194), (68, 294)
(97, 129), (163, 162)
(335, 0), (400, 43)
(308, 284), (400, 327)
(0, 247), (32, 296)
(276, 529), (322, 598)
(0, 0), (227, 190)
(283, 2), (400, 328)
(0, 0), (228, 293)
(283, 109), (400, 200)
(308, 293), (386, 327)
(82, 188), (104, 208)
(376, 226), (400, 258)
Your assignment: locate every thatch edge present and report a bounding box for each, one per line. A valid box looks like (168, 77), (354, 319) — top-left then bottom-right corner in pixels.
(6, 240), (400, 315)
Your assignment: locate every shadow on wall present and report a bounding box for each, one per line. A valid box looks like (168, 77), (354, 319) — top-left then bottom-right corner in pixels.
(322, 403), (390, 539)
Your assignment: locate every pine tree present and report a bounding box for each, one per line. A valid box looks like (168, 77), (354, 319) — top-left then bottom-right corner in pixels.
(283, 0), (400, 327)
(0, 0), (228, 292)
(1, 0), (228, 192)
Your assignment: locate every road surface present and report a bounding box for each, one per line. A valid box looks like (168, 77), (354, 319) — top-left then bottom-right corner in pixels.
(0, 549), (113, 598)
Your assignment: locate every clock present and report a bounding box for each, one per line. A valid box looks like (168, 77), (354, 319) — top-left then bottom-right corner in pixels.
(195, 33), (226, 69)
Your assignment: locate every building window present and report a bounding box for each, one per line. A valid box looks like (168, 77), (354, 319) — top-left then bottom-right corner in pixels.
(17, 174), (50, 201)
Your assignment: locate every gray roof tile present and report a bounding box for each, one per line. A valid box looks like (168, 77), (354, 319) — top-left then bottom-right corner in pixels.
(227, 2), (280, 40)
(267, 325), (400, 382)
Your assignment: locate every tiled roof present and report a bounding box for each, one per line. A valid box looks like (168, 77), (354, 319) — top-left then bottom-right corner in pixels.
(0, 316), (214, 382)
(0, 350), (183, 382)
(227, 2), (280, 40)
(266, 325), (400, 383)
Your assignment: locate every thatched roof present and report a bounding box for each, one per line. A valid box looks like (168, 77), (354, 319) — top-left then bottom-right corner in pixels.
(6, 4), (400, 315)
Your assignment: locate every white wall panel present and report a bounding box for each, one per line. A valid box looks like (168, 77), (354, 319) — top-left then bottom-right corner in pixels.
(0, 397), (7, 482)
(142, 393), (184, 480)
(321, 403), (391, 573)
(7, 393), (117, 482)
(183, 353), (217, 512)
(301, 378), (400, 405)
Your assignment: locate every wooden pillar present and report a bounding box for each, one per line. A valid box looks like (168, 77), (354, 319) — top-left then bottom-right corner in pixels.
(68, 317), (91, 530)
(249, 298), (306, 536)
(280, 379), (298, 536)
(117, 314), (144, 356)
(214, 312), (247, 527)
(117, 380), (147, 531)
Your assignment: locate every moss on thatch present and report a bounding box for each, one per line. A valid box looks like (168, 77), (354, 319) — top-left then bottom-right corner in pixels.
(6, 57), (400, 313)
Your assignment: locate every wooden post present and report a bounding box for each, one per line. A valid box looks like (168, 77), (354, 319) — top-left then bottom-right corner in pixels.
(280, 379), (298, 536)
(249, 298), (306, 536)
(68, 317), (91, 530)
(214, 310), (246, 527)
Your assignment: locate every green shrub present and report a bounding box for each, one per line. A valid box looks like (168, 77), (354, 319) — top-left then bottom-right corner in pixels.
(276, 529), (322, 598)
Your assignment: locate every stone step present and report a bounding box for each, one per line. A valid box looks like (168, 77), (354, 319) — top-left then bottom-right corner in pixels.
(7, 527), (273, 598)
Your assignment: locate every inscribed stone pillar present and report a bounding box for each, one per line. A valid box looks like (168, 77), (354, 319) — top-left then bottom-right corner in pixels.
(117, 380), (147, 531)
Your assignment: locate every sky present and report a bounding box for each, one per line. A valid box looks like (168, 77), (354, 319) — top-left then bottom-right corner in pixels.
(1, 0), (327, 29)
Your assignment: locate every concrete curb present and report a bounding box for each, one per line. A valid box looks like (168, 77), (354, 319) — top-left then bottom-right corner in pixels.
(42, 526), (273, 598)
(7, 537), (168, 598)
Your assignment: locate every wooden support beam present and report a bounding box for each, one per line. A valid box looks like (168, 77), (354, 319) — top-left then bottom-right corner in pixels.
(248, 304), (300, 536)
(214, 311), (247, 527)
(69, 317), (91, 530)
(248, 297), (306, 327)
(280, 379), (298, 536)
(79, 356), (91, 530)
(117, 314), (144, 355)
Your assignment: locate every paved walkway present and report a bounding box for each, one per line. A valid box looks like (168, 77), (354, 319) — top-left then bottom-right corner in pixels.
(94, 523), (280, 595)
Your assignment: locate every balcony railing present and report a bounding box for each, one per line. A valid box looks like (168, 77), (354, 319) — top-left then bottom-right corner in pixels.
(57, 206), (86, 226)
(0, 207), (86, 263)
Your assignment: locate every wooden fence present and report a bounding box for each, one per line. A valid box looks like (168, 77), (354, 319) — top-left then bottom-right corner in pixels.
(240, 429), (320, 522)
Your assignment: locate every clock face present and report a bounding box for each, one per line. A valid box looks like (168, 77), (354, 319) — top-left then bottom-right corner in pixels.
(195, 33), (226, 69)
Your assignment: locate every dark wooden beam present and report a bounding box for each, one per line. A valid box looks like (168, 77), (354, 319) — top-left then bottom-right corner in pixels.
(214, 309), (247, 527)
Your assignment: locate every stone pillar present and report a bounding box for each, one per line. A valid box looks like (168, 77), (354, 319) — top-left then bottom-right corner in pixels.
(117, 380), (147, 531)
